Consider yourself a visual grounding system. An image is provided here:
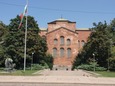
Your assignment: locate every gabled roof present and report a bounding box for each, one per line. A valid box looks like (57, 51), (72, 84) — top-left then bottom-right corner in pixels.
(46, 27), (78, 35)
(48, 18), (76, 24)
(40, 28), (91, 31)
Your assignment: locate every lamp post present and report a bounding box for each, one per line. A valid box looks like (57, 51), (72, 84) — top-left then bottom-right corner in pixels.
(93, 53), (95, 71)
(107, 39), (113, 71)
(31, 52), (34, 70)
(107, 58), (110, 72)
(107, 42), (110, 72)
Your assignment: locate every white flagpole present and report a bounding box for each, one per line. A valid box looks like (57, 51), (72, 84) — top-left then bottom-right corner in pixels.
(24, 0), (28, 72)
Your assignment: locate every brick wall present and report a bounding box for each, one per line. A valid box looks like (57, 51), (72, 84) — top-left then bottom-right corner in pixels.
(39, 19), (91, 68)
(47, 27), (78, 66)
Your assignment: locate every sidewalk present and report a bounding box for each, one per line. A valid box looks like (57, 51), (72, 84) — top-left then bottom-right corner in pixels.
(0, 76), (115, 84)
(0, 70), (115, 85)
(37, 69), (94, 76)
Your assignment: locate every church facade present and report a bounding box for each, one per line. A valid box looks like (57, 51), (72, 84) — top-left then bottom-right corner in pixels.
(39, 18), (91, 69)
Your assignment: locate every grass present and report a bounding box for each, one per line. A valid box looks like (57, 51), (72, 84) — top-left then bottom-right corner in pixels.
(0, 69), (39, 76)
(95, 71), (115, 77)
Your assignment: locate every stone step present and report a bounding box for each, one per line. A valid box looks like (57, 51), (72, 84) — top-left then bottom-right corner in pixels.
(53, 65), (72, 70)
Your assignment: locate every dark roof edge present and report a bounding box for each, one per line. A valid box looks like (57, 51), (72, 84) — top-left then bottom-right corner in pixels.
(48, 20), (76, 24)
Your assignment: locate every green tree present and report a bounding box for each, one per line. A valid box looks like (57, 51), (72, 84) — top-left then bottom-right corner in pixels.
(0, 21), (7, 66)
(109, 18), (115, 43)
(109, 46), (115, 70)
(3, 15), (48, 69)
(73, 21), (111, 69)
(108, 18), (115, 70)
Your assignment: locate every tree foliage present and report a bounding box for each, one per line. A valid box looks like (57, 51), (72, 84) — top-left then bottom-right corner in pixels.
(3, 15), (48, 69)
(0, 21), (7, 66)
(73, 21), (112, 70)
(107, 18), (115, 70)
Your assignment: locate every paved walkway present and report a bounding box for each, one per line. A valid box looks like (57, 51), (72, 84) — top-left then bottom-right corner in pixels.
(37, 69), (94, 77)
(0, 69), (115, 85)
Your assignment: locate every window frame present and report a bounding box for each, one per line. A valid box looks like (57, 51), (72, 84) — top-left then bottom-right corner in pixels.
(81, 40), (85, 47)
(60, 48), (64, 57)
(60, 36), (64, 45)
(67, 48), (71, 58)
(54, 38), (58, 45)
(53, 48), (57, 58)
(67, 39), (71, 45)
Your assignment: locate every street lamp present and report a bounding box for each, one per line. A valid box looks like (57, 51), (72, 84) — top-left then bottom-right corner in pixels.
(107, 36), (113, 71)
(93, 53), (95, 71)
(31, 52), (34, 70)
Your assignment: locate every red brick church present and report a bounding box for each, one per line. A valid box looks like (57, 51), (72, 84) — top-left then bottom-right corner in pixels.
(39, 18), (91, 70)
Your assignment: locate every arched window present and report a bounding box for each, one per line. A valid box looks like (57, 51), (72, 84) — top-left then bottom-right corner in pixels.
(60, 36), (64, 45)
(60, 48), (64, 57)
(78, 40), (80, 48)
(67, 48), (71, 58)
(54, 39), (58, 45)
(81, 40), (85, 47)
(67, 39), (71, 45)
(53, 48), (57, 57)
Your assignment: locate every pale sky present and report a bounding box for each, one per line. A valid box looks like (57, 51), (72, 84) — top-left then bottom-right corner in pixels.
(0, 0), (115, 28)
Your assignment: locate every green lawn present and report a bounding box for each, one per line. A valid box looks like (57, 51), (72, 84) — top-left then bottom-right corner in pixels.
(95, 71), (115, 77)
(0, 69), (39, 76)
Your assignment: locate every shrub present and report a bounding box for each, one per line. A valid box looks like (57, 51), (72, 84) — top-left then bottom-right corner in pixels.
(31, 64), (44, 70)
(77, 64), (107, 71)
(33, 54), (53, 70)
(77, 64), (94, 71)
(96, 67), (107, 71)
(45, 54), (53, 70)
